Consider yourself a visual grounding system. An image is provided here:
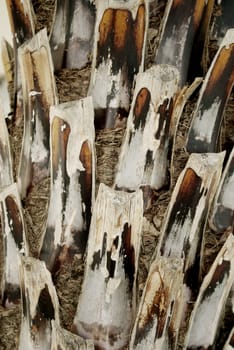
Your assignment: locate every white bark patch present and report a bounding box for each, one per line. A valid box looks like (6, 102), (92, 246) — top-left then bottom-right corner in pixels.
(0, 109), (13, 188)
(73, 184), (143, 350)
(186, 28), (234, 152)
(39, 97), (95, 268)
(114, 64), (180, 191)
(184, 234), (234, 349)
(158, 152), (225, 274)
(18, 28), (58, 198)
(18, 257), (60, 350)
(0, 183), (28, 304)
(193, 97), (221, 143)
(210, 146), (234, 231)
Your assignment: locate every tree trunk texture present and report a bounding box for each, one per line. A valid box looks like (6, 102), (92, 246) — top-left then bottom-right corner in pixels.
(211, 0), (234, 44)
(39, 97), (95, 273)
(158, 152), (224, 295)
(0, 109), (14, 188)
(184, 233), (234, 350)
(155, 0), (206, 86)
(17, 28), (58, 198)
(186, 28), (234, 153)
(129, 257), (184, 350)
(18, 256), (60, 350)
(114, 64), (180, 192)
(6, 0), (35, 121)
(88, 0), (148, 128)
(0, 183), (28, 307)
(0, 1), (234, 349)
(72, 183), (144, 350)
(1, 38), (14, 86)
(64, 0), (96, 70)
(49, 0), (96, 71)
(49, 0), (70, 71)
(6, 0), (35, 48)
(210, 145), (234, 232)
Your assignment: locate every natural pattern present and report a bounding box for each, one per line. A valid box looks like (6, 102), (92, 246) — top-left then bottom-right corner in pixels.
(0, 1), (233, 349)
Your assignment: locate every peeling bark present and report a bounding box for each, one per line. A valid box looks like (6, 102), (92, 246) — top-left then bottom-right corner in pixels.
(6, 0), (35, 47)
(184, 234), (234, 350)
(0, 183), (28, 307)
(158, 152), (225, 291)
(18, 257), (60, 350)
(65, 0), (96, 70)
(186, 28), (234, 153)
(210, 146), (234, 232)
(130, 257), (184, 350)
(0, 109), (14, 188)
(155, 0), (206, 86)
(170, 77), (202, 179)
(39, 97), (95, 273)
(73, 183), (144, 350)
(89, 0), (148, 128)
(114, 64), (180, 192)
(49, 0), (69, 71)
(17, 28), (58, 198)
(6, 0), (35, 122)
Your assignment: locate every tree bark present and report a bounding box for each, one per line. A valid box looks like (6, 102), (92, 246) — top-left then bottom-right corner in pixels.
(158, 152), (225, 294)
(186, 28), (234, 153)
(129, 257), (184, 350)
(0, 109), (14, 188)
(0, 183), (28, 307)
(184, 233), (234, 350)
(65, 0), (96, 70)
(155, 0), (206, 87)
(18, 257), (60, 350)
(49, 0), (69, 71)
(73, 183), (144, 350)
(39, 97), (95, 273)
(210, 146), (234, 232)
(17, 28), (58, 198)
(114, 64), (180, 192)
(89, 0), (148, 128)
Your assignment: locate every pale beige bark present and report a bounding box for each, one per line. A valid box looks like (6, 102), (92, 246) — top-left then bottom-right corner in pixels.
(73, 183), (144, 350)
(186, 29), (234, 153)
(184, 234), (234, 349)
(89, 0), (148, 128)
(210, 146), (234, 232)
(17, 28), (58, 198)
(65, 0), (96, 70)
(0, 183), (28, 307)
(39, 97), (95, 272)
(130, 257), (184, 350)
(0, 107), (14, 188)
(155, 0), (206, 86)
(18, 257), (60, 350)
(114, 64), (180, 192)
